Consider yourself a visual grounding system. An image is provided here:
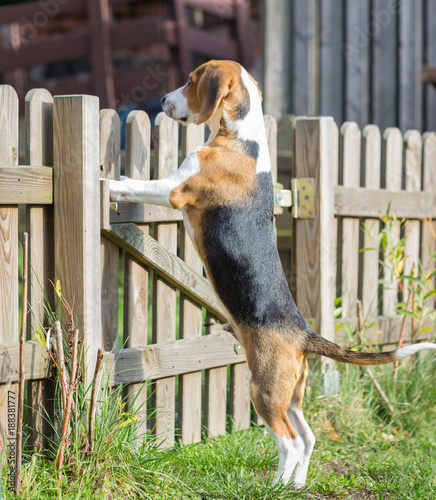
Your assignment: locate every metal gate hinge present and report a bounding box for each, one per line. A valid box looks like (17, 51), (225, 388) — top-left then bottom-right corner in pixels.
(274, 178), (315, 219)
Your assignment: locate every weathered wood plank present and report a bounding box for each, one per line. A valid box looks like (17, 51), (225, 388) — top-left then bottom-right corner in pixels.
(123, 110), (151, 439)
(403, 131), (422, 299)
(344, 0), (370, 127)
(0, 85), (19, 450)
(54, 95), (101, 386)
(0, 166), (52, 204)
(179, 122), (204, 445)
(110, 201), (282, 224)
(108, 331), (243, 385)
(371, 0), (398, 133)
(151, 112), (178, 448)
(424, 0), (436, 132)
(100, 109), (121, 352)
(0, 331), (244, 385)
(382, 128), (403, 315)
(263, 0), (291, 118)
(421, 132), (436, 276)
(339, 122), (361, 320)
(230, 363), (251, 430)
(294, 117), (337, 372)
(361, 125), (381, 318)
(110, 202), (183, 224)
(293, 0), (318, 115)
(333, 187), (435, 218)
(102, 223), (226, 323)
(319, 0), (344, 125)
(25, 88), (55, 450)
(0, 341), (51, 384)
(398, 1), (422, 132)
(204, 365), (227, 437)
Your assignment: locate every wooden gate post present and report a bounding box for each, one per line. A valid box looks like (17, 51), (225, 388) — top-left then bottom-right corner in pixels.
(54, 95), (101, 387)
(293, 117), (338, 390)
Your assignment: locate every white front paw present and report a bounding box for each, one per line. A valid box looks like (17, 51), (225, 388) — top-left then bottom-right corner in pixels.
(108, 179), (127, 202)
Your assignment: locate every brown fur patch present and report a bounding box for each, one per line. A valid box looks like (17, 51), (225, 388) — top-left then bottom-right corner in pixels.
(169, 135), (257, 211)
(237, 327), (306, 438)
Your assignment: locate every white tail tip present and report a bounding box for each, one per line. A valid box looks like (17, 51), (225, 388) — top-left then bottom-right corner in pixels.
(396, 343), (436, 360)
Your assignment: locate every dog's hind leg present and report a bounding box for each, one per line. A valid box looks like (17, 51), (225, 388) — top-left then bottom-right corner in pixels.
(287, 357), (315, 487)
(249, 353), (304, 484)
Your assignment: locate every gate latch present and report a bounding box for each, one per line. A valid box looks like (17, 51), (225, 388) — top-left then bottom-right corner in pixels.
(274, 178), (315, 219)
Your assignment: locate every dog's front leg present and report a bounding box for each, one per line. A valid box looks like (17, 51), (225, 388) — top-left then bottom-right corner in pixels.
(108, 176), (176, 207)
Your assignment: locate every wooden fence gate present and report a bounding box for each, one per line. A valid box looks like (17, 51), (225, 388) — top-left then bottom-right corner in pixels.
(0, 85), (280, 451)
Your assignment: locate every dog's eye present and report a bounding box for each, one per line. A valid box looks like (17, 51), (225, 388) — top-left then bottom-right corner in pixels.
(186, 79), (192, 88)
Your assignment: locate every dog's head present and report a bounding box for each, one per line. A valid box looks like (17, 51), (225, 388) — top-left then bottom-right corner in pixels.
(161, 60), (262, 126)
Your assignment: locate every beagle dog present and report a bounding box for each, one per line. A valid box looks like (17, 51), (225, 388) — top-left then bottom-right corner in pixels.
(109, 60), (436, 487)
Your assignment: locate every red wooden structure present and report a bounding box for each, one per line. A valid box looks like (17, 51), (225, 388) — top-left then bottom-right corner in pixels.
(0, 0), (252, 109)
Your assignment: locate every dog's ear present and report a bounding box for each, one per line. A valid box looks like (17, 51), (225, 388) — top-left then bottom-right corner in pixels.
(197, 65), (234, 124)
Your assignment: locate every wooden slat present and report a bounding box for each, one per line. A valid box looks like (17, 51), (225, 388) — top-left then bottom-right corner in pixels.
(371, 0), (398, 133)
(344, 0), (370, 127)
(361, 125), (381, 318)
(293, 0), (318, 115)
(109, 331), (243, 384)
(0, 342), (51, 384)
(421, 132), (436, 276)
(110, 200), (283, 224)
(0, 166), (52, 204)
(54, 95), (101, 386)
(0, 32), (89, 73)
(339, 122), (361, 319)
(265, 116), (278, 183)
(103, 223), (226, 322)
(123, 110), (151, 440)
(333, 187), (435, 218)
(184, 27), (238, 60)
(0, 0), (86, 24)
(294, 117), (337, 372)
(319, 0), (344, 124)
(263, 0), (291, 118)
(382, 127), (403, 315)
(100, 110), (121, 352)
(0, 331), (245, 385)
(403, 131), (422, 293)
(399, 2), (423, 132)
(0, 85), (19, 455)
(25, 88), (55, 451)
(424, 1), (436, 131)
(179, 123), (204, 445)
(230, 363), (250, 430)
(110, 203), (183, 224)
(87, 0), (115, 108)
(151, 113), (178, 448)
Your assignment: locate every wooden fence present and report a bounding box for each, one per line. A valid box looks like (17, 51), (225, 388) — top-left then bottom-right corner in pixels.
(1, 84), (435, 455)
(292, 118), (436, 373)
(263, 0), (436, 135)
(0, 84), (277, 452)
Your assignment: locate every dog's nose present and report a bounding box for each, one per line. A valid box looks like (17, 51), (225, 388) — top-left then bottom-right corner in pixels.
(160, 95), (167, 106)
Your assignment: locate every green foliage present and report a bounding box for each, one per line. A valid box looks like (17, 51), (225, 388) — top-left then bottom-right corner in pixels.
(3, 351), (435, 499)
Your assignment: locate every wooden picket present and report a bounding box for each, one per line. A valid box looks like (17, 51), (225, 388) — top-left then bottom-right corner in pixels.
(25, 89), (55, 450)
(151, 113), (179, 448)
(0, 86), (19, 460)
(123, 110), (151, 439)
(179, 123), (205, 445)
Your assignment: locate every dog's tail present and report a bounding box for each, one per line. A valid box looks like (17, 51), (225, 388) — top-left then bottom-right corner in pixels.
(304, 330), (436, 366)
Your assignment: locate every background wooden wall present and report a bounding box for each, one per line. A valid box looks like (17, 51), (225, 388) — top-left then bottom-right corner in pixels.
(263, 0), (436, 135)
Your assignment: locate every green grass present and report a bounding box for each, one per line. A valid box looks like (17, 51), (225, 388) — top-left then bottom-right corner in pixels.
(3, 350), (435, 499)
